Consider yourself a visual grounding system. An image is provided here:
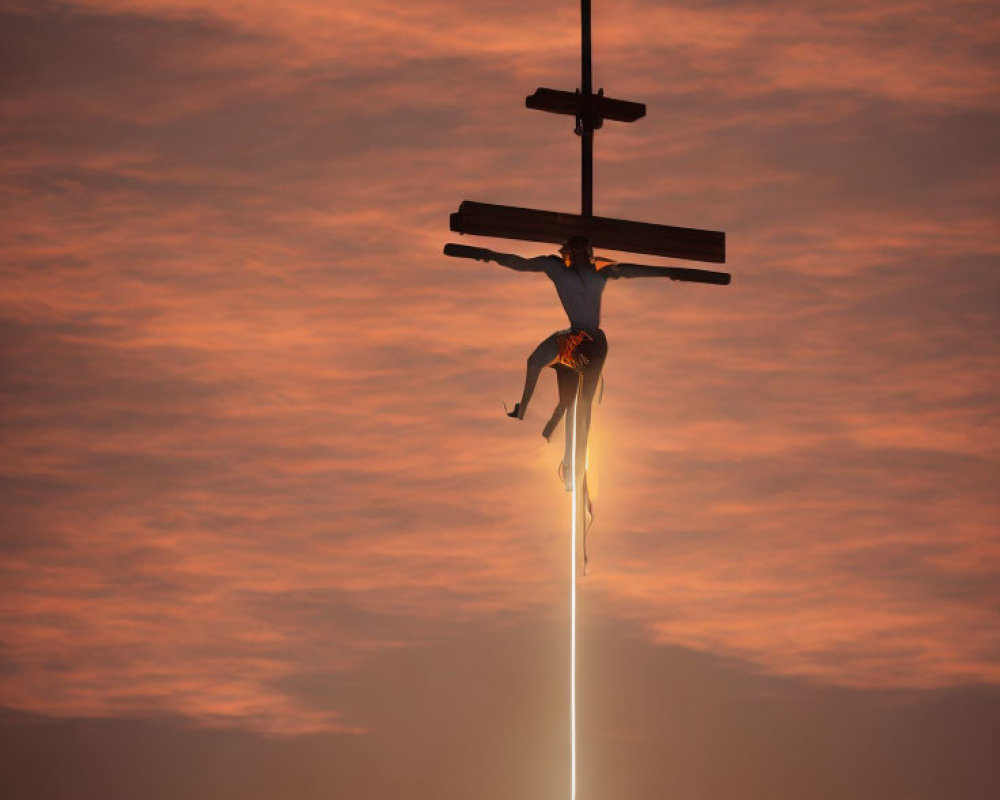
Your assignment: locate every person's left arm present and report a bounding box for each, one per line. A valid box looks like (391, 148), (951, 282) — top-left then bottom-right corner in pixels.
(602, 261), (731, 285)
(603, 262), (678, 279)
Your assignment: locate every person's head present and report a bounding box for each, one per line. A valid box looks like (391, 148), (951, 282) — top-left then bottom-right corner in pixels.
(559, 235), (593, 268)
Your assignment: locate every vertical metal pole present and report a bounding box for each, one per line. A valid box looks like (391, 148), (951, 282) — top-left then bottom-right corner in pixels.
(574, 6), (592, 795)
(580, 0), (593, 218)
(581, 130), (593, 217)
(573, 5), (590, 797)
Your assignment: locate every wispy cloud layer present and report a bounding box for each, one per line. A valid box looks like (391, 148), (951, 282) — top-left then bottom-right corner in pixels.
(1, 0), (998, 736)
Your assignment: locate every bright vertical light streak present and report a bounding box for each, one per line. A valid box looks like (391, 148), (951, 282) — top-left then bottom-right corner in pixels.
(569, 387), (578, 800)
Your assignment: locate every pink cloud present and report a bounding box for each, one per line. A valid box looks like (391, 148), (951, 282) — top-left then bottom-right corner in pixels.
(0, 0), (997, 736)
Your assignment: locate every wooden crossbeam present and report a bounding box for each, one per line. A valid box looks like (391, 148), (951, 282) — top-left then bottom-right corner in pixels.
(526, 88), (646, 128)
(444, 243), (730, 284)
(450, 200), (726, 264)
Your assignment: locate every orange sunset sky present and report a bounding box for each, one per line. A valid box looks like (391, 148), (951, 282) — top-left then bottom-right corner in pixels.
(1, 0), (998, 797)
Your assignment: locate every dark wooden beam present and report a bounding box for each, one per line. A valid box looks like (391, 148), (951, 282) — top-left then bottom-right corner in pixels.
(450, 200), (726, 264)
(444, 243), (730, 284)
(526, 89), (646, 126)
(581, 0), (593, 217)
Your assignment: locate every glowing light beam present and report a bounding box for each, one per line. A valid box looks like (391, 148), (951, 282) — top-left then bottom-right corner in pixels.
(569, 383), (579, 800)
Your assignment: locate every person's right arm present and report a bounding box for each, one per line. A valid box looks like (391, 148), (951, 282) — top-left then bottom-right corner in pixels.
(443, 243), (547, 272)
(490, 251), (549, 272)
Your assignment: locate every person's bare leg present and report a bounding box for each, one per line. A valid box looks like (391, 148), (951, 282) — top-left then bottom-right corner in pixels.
(561, 375), (582, 489)
(573, 368), (599, 479)
(508, 333), (560, 419)
(542, 365), (578, 440)
(567, 333), (608, 485)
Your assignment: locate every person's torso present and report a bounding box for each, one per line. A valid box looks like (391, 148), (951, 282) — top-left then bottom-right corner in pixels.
(546, 259), (606, 332)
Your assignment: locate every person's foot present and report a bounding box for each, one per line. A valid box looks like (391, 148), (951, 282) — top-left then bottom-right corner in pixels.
(559, 460), (574, 491)
(506, 402), (522, 420)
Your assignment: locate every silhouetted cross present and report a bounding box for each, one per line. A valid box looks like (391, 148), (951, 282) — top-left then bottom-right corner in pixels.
(446, 0), (727, 268)
(443, 8), (730, 796)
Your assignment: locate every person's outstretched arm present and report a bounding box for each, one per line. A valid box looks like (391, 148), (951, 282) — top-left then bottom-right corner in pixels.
(443, 243), (547, 272)
(604, 261), (731, 285)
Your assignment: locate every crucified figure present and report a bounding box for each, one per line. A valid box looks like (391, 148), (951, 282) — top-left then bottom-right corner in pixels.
(447, 235), (692, 486)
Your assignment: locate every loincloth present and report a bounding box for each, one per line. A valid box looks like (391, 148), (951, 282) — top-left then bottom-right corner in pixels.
(553, 329), (593, 369)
